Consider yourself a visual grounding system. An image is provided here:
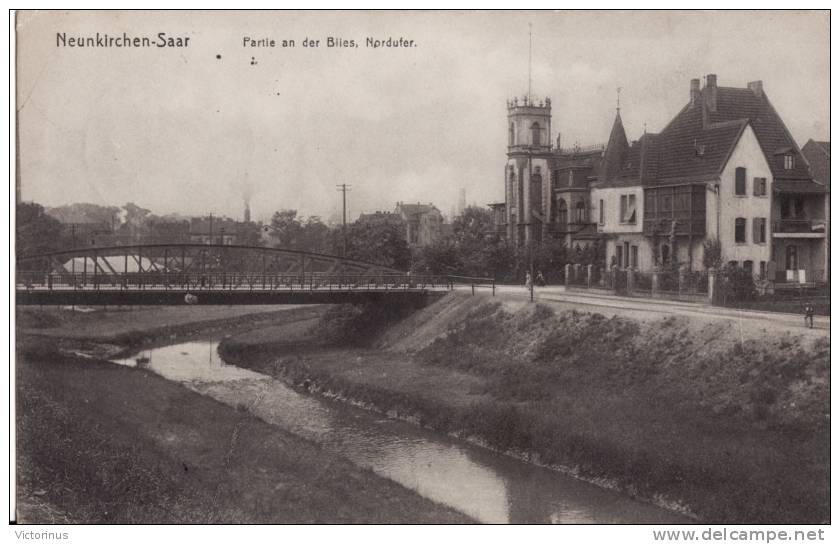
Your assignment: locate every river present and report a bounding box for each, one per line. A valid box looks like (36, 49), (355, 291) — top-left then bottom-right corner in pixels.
(112, 338), (689, 524)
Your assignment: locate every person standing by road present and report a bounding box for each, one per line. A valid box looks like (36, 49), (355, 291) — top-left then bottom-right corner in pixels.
(525, 272), (532, 291)
(804, 302), (815, 328)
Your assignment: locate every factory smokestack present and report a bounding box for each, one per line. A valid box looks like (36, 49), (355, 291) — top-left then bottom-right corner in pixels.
(244, 199), (251, 223)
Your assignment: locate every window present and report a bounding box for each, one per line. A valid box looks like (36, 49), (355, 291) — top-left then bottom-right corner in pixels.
(753, 217), (767, 244)
(599, 199), (605, 225)
(781, 196), (806, 219)
(735, 217), (746, 243)
(743, 260), (754, 275)
(735, 167), (746, 195)
(784, 154), (795, 170)
(624, 242), (630, 268)
(509, 122), (515, 146)
(753, 177), (767, 196)
(619, 194), (637, 224)
(759, 261), (766, 279)
(615, 245), (623, 268)
(575, 201), (586, 223)
(660, 244), (670, 265)
(557, 199), (567, 225)
(531, 122), (541, 146)
(630, 245), (638, 269)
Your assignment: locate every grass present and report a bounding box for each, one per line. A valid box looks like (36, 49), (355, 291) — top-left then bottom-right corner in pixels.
(15, 307), (471, 524)
(220, 295), (830, 524)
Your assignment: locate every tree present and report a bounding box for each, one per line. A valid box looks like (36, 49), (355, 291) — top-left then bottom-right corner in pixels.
(413, 239), (463, 275)
(339, 214), (411, 270)
(46, 202), (120, 226)
(117, 202), (153, 241)
(265, 210), (331, 252)
(299, 216), (331, 253)
(16, 202), (65, 259)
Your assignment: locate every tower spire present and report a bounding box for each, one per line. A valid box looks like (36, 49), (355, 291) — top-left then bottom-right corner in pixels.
(616, 86), (622, 113)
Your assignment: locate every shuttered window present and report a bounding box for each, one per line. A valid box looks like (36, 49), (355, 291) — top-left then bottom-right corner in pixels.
(735, 167), (747, 195)
(752, 217), (767, 244)
(735, 217), (746, 243)
(753, 177), (767, 196)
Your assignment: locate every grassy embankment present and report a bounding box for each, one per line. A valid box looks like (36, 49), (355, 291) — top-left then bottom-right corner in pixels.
(15, 305), (470, 523)
(220, 293), (830, 524)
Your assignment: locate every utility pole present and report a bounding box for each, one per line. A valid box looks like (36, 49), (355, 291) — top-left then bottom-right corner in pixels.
(336, 184), (352, 257)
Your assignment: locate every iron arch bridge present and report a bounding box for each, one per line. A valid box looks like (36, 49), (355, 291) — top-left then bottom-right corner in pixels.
(15, 244), (491, 306)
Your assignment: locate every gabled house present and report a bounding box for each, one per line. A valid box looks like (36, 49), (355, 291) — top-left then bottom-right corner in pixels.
(592, 74), (826, 285)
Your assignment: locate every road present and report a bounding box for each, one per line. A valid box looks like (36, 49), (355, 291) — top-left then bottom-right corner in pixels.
(461, 284), (830, 335)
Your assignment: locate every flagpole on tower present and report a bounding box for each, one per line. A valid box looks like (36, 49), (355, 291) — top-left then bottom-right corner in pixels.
(528, 22), (533, 102)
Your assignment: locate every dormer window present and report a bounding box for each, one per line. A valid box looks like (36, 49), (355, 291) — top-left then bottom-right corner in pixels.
(783, 154), (795, 170)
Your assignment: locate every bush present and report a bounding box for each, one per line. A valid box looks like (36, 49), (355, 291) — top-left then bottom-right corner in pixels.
(719, 265), (757, 302)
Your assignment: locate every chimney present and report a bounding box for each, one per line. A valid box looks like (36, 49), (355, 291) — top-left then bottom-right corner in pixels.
(703, 73), (718, 113)
(748, 80), (763, 97)
(690, 78), (701, 106)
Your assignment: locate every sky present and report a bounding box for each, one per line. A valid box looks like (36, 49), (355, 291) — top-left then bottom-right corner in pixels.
(16, 10), (829, 224)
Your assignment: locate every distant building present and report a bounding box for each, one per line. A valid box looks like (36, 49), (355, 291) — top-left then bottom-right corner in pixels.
(190, 216), (238, 245)
(394, 202), (444, 246)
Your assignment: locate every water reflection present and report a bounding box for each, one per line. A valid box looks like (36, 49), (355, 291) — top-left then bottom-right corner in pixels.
(113, 341), (688, 524)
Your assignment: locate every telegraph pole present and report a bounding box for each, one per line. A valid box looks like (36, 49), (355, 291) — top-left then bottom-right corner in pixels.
(336, 184), (351, 257)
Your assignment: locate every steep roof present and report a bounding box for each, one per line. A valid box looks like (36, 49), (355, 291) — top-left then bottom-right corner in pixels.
(708, 87), (811, 180)
(600, 111), (630, 182)
(649, 82), (813, 185)
(394, 203), (441, 223)
(803, 139), (830, 157)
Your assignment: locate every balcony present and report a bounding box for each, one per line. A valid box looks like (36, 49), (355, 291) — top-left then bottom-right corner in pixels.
(773, 219), (826, 238)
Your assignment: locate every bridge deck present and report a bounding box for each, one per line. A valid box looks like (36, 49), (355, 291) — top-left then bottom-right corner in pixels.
(15, 286), (447, 306)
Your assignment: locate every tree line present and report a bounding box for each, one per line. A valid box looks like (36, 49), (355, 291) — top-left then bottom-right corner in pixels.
(16, 202), (601, 283)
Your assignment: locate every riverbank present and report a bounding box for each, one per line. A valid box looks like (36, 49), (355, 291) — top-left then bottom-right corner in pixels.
(15, 306), (471, 523)
(219, 293), (830, 524)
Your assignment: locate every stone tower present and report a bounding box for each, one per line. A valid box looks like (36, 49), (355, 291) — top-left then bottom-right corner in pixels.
(505, 95), (553, 245)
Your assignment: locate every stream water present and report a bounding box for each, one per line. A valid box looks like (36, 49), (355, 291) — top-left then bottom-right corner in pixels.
(113, 339), (689, 524)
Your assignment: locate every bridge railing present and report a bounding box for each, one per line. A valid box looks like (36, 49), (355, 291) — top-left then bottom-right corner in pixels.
(446, 275), (497, 296)
(15, 272), (488, 292)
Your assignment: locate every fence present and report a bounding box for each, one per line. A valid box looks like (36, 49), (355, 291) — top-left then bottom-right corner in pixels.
(566, 266), (709, 303)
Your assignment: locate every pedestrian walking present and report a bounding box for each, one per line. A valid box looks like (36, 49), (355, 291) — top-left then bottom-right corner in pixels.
(525, 272), (532, 291)
(804, 302), (815, 328)
(535, 271), (546, 287)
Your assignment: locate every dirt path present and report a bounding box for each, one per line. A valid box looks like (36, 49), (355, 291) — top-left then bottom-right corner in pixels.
(473, 286), (830, 338)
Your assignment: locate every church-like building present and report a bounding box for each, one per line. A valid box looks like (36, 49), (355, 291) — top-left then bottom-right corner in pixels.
(497, 95), (603, 251)
(492, 74), (829, 286)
